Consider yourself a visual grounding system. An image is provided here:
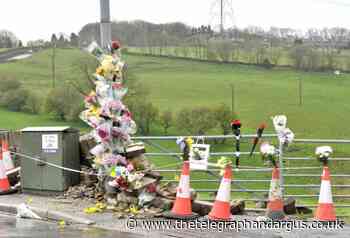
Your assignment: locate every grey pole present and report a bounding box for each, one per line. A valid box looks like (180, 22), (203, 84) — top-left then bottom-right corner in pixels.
(100, 0), (112, 49)
(278, 140), (285, 198)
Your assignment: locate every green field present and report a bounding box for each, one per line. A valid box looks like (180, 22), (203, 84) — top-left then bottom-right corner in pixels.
(0, 49), (349, 217)
(0, 48), (95, 129)
(128, 46), (350, 71)
(124, 54), (350, 138)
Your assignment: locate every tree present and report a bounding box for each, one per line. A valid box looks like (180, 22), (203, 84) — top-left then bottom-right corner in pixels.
(0, 30), (18, 48)
(160, 110), (173, 135)
(45, 85), (82, 121)
(176, 107), (216, 135)
(58, 34), (65, 47)
(269, 47), (282, 65)
(212, 104), (233, 143)
(290, 45), (307, 69)
(214, 39), (232, 62)
(18, 40), (23, 48)
(70, 33), (79, 47)
(51, 34), (57, 44)
(130, 101), (158, 135)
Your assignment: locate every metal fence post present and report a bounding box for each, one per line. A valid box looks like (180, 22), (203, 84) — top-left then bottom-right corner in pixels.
(278, 140), (285, 198)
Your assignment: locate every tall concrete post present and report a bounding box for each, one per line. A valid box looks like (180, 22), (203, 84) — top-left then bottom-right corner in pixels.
(100, 0), (112, 49)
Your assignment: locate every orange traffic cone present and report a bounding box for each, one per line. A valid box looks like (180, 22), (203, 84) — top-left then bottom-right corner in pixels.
(208, 165), (233, 220)
(164, 161), (198, 219)
(0, 145), (11, 193)
(2, 139), (14, 171)
(266, 167), (286, 220)
(314, 166), (336, 221)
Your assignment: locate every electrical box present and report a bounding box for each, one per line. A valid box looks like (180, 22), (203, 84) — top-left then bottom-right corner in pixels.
(20, 127), (80, 194)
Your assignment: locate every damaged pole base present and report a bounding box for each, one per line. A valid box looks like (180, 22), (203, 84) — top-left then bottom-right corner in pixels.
(162, 211), (199, 220)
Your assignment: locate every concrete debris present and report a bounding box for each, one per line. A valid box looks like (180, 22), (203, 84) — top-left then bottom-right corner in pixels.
(80, 166), (98, 187)
(231, 200), (245, 215)
(192, 200), (245, 216)
(296, 205), (313, 215)
(192, 201), (213, 216)
(255, 193), (268, 209)
(284, 197), (296, 215)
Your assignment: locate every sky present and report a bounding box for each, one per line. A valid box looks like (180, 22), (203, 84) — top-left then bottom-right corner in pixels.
(1, 0), (350, 43)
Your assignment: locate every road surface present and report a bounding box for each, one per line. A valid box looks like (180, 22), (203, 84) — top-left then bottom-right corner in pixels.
(0, 48), (33, 63)
(0, 214), (140, 238)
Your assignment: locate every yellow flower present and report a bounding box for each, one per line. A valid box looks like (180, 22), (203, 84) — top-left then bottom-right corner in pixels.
(96, 202), (107, 210)
(58, 220), (66, 228)
(216, 157), (232, 176)
(27, 197), (33, 205)
(186, 137), (193, 148)
(96, 67), (105, 76)
(84, 207), (101, 214)
(129, 205), (139, 215)
(88, 91), (96, 97)
(110, 170), (116, 178)
(94, 157), (102, 165)
(174, 174), (180, 182)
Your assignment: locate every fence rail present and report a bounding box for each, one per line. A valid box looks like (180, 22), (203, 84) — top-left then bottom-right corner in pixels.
(132, 134), (277, 140)
(137, 135), (350, 209)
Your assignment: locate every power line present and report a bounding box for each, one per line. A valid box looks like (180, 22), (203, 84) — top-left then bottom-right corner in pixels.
(309, 0), (350, 7)
(209, 0), (235, 34)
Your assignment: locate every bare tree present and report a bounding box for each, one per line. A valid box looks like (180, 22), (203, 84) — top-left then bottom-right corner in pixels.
(160, 110), (173, 135)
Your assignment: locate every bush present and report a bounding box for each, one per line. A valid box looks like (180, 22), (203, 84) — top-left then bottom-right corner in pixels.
(23, 92), (42, 114)
(176, 107), (216, 135)
(262, 58), (273, 69)
(0, 76), (21, 91)
(45, 86), (82, 121)
(0, 88), (29, 112)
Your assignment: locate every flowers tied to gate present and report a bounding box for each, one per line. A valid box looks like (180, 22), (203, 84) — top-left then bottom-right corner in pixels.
(216, 157), (232, 176)
(315, 146), (333, 164)
(271, 115), (294, 146)
(260, 142), (277, 167)
(279, 128), (295, 146)
(272, 115), (287, 133)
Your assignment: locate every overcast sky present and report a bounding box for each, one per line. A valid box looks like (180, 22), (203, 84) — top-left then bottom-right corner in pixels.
(1, 0), (350, 42)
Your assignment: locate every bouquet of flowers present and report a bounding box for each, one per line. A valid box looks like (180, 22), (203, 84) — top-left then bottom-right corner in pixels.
(216, 157), (232, 176)
(249, 123), (267, 157)
(272, 115), (295, 146)
(260, 142), (277, 167)
(315, 146), (333, 165)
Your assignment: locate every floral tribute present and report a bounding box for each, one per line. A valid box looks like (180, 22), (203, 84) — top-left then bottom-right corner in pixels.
(79, 41), (166, 215)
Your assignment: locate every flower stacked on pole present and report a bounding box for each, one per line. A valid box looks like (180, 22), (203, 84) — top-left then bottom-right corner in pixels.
(79, 42), (164, 214)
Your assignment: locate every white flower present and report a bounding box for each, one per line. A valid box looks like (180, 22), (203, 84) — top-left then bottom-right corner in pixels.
(176, 137), (186, 152)
(279, 128), (295, 145)
(315, 146), (333, 158)
(272, 115), (287, 133)
(260, 142), (276, 156)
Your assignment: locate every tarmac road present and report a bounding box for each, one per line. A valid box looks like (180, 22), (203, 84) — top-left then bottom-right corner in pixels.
(0, 214), (140, 238)
(1, 213), (350, 238)
(0, 48), (34, 63)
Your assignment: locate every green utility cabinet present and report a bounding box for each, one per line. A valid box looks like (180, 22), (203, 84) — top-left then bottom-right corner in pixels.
(20, 127), (80, 194)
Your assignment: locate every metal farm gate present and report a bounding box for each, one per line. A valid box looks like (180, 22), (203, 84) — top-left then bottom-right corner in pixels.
(133, 135), (350, 210)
